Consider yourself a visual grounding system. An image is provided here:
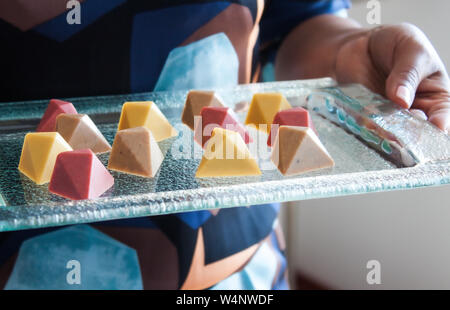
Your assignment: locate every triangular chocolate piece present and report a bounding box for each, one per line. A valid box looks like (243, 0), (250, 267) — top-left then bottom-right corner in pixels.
(18, 132), (73, 185)
(196, 128), (261, 178)
(182, 90), (225, 130)
(245, 93), (291, 133)
(36, 99), (77, 132)
(268, 107), (317, 146)
(56, 114), (111, 154)
(108, 127), (164, 177)
(117, 101), (177, 142)
(49, 149), (114, 200)
(271, 126), (334, 176)
(194, 106), (252, 147)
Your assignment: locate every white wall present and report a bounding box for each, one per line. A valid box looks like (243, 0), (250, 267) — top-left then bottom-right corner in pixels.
(288, 185), (450, 290)
(349, 0), (450, 69)
(286, 0), (450, 289)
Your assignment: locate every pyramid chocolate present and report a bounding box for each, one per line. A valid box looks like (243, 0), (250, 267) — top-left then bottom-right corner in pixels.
(196, 128), (261, 178)
(49, 149), (114, 200)
(18, 132), (73, 185)
(194, 106), (252, 147)
(271, 126), (334, 176)
(36, 99), (77, 132)
(117, 101), (177, 142)
(182, 90), (225, 130)
(267, 107), (317, 146)
(56, 114), (111, 154)
(245, 93), (291, 133)
(108, 127), (164, 178)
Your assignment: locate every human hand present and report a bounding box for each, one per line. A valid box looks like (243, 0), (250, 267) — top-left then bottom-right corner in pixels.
(335, 23), (450, 132)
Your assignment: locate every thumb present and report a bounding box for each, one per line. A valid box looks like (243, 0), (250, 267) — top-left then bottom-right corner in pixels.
(369, 23), (441, 109)
(386, 57), (427, 109)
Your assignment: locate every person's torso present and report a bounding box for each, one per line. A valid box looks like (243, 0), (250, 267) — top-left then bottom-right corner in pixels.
(0, 0), (267, 101)
(0, 0), (287, 290)
(0, 0), (350, 289)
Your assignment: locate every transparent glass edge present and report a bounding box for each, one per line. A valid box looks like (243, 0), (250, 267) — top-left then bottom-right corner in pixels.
(1, 161), (449, 232)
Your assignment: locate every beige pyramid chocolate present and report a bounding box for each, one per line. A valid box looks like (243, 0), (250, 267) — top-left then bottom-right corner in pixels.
(271, 126), (334, 176)
(108, 127), (163, 178)
(182, 90), (225, 130)
(56, 114), (111, 154)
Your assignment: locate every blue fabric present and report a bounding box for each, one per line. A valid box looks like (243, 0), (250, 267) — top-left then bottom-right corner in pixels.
(130, 2), (230, 92)
(34, 0), (127, 42)
(262, 62), (276, 82)
(209, 228), (287, 290)
(5, 225), (142, 290)
(260, 0), (352, 45)
(0, 227), (60, 267)
(175, 210), (212, 230)
(154, 33), (239, 91)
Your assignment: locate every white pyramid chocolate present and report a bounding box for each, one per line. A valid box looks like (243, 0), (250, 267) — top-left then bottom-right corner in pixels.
(56, 114), (111, 154)
(271, 126), (334, 176)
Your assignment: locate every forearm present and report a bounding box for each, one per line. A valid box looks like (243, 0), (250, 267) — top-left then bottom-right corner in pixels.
(274, 14), (367, 81)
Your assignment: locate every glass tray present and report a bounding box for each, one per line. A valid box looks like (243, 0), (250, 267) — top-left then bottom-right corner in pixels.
(1, 78), (450, 232)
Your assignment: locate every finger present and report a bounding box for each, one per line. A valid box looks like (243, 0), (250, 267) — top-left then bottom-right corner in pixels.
(411, 82), (450, 132)
(426, 102), (450, 133)
(385, 45), (436, 109)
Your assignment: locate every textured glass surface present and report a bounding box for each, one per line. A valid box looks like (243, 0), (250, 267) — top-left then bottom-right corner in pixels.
(307, 84), (450, 166)
(0, 78), (449, 232)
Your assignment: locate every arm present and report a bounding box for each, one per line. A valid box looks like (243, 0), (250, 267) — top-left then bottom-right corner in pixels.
(275, 14), (450, 132)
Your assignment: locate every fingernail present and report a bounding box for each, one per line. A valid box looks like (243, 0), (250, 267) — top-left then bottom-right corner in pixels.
(396, 85), (412, 108)
(409, 109), (428, 121)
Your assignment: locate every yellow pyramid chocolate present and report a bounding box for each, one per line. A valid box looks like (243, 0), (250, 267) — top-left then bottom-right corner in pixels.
(195, 128), (261, 178)
(245, 93), (291, 133)
(18, 132), (73, 185)
(117, 101), (177, 142)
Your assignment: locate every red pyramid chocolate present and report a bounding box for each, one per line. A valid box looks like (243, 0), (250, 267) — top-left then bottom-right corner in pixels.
(37, 99), (78, 132)
(49, 149), (114, 200)
(194, 106), (252, 147)
(267, 107), (317, 146)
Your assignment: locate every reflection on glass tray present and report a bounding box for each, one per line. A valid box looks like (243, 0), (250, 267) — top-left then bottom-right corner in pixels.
(0, 78), (449, 232)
